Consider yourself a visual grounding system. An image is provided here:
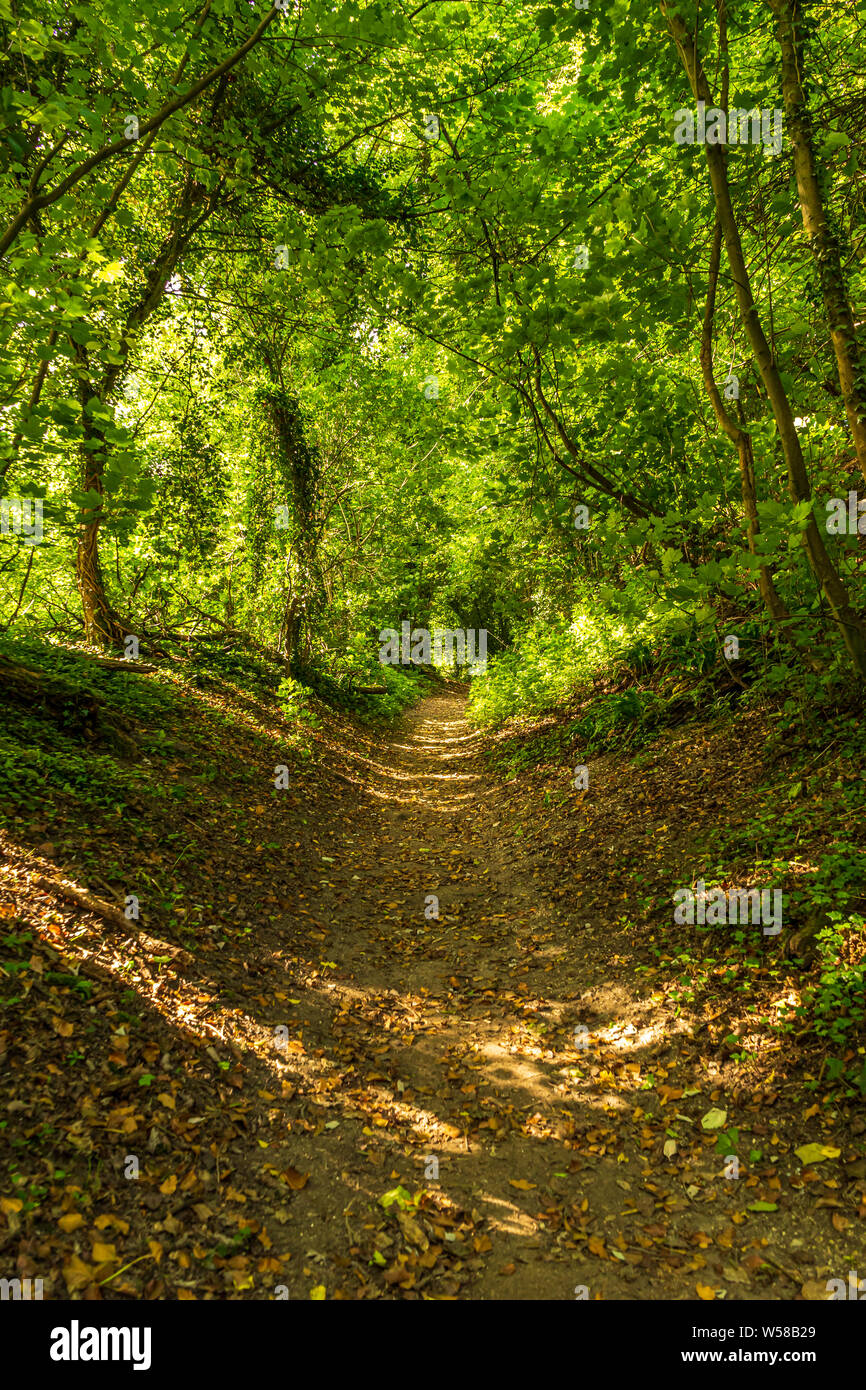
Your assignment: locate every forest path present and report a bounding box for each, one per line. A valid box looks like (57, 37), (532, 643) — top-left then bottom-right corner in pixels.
(263, 684), (828, 1300)
(3, 678), (855, 1302)
(279, 682), (628, 1299)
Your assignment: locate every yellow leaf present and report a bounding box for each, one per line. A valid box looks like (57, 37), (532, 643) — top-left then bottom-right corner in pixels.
(159, 1175), (177, 1195)
(697, 1283), (716, 1301)
(1, 1198), (23, 1214)
(795, 1144), (840, 1165)
(58, 1212), (84, 1232)
(310, 1285), (326, 1300)
(157, 1093), (175, 1110)
(92, 1242), (117, 1264)
(148, 1239), (163, 1264)
(801, 1279), (833, 1301)
(63, 1255), (94, 1292)
(509, 1179), (536, 1191)
(94, 1214), (130, 1234)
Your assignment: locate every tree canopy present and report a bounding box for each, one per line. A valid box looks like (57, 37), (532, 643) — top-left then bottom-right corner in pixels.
(0, 0), (864, 685)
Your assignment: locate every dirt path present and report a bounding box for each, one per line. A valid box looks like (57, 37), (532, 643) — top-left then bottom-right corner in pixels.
(255, 684), (859, 1300)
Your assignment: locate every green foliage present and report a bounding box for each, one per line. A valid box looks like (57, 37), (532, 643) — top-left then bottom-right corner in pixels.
(276, 676), (324, 730)
(808, 916), (866, 1051)
(468, 614), (637, 723)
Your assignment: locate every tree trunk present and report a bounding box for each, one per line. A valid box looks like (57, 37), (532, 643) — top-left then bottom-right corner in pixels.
(700, 215), (793, 634)
(71, 173), (217, 648)
(262, 386), (326, 673)
(75, 381), (129, 649)
(768, 0), (866, 485)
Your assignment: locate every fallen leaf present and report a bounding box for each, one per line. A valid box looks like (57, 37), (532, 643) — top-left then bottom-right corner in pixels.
(63, 1255), (95, 1292)
(396, 1208), (429, 1251)
(801, 1279), (832, 1301)
(795, 1144), (840, 1165)
(701, 1108), (727, 1131)
(282, 1168), (309, 1191)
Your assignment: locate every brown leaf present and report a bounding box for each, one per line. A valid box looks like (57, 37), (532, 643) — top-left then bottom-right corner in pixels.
(63, 1255), (95, 1292)
(282, 1168), (309, 1191)
(396, 1208), (429, 1251)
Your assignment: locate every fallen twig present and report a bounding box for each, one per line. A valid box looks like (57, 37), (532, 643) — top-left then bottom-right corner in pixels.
(32, 874), (192, 964)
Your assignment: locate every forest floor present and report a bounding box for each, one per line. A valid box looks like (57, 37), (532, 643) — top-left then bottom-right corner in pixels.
(2, 669), (865, 1300)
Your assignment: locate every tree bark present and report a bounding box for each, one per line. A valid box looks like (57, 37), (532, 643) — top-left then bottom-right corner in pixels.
(701, 215), (792, 632)
(767, 0), (866, 485)
(72, 173), (220, 648)
(262, 385), (327, 671)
